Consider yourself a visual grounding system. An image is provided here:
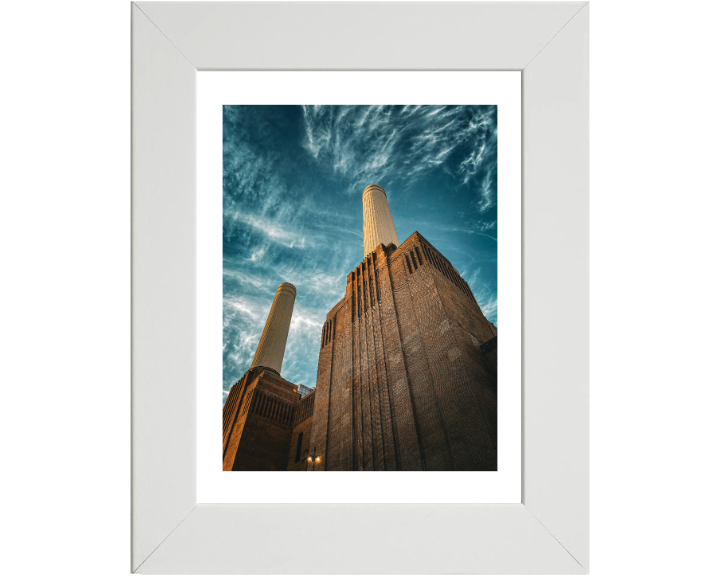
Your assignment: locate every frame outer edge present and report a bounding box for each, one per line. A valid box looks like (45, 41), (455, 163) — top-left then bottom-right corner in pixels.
(135, 1), (586, 70)
(138, 504), (585, 574)
(522, 3), (589, 570)
(131, 1), (589, 573)
(131, 3), (197, 571)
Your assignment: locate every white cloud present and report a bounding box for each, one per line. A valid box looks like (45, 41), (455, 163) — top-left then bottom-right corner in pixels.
(300, 105), (497, 194)
(224, 296), (263, 321)
(225, 211), (308, 249)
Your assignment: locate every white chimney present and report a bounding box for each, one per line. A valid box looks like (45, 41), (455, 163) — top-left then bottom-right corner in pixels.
(250, 282), (297, 375)
(362, 184), (400, 256)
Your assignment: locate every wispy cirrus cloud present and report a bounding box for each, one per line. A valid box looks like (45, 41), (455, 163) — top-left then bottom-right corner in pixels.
(300, 105), (497, 204)
(225, 211), (308, 249)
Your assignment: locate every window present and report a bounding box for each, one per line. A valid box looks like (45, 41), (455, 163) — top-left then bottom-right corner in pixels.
(295, 432), (304, 462)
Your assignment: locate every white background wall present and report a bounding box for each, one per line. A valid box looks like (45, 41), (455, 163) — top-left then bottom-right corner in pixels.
(1, 1), (718, 574)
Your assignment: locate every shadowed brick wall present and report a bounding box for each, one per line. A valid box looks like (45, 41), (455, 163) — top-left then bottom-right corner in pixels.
(287, 391), (315, 471)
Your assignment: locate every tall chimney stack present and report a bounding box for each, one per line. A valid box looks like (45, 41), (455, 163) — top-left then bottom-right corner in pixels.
(362, 184), (400, 256)
(251, 282), (297, 375)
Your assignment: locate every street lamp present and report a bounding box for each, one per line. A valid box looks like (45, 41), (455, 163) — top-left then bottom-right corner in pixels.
(307, 446), (321, 471)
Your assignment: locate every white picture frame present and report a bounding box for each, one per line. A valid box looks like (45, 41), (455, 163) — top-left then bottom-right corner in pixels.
(131, 2), (589, 574)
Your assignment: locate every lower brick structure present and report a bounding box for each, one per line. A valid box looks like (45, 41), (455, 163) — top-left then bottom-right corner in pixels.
(223, 366), (317, 471)
(222, 367), (299, 470)
(222, 232), (497, 472)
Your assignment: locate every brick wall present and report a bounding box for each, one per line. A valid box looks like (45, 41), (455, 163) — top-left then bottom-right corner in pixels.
(223, 368), (303, 471)
(308, 232), (498, 471)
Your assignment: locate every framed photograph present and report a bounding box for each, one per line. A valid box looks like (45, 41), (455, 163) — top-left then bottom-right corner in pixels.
(132, 2), (588, 573)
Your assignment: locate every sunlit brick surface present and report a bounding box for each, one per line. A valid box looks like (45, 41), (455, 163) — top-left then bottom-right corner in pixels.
(310, 232), (498, 471)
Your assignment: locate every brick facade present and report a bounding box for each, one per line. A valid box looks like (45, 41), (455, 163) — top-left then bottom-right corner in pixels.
(309, 232), (497, 471)
(222, 367), (303, 471)
(222, 232), (497, 472)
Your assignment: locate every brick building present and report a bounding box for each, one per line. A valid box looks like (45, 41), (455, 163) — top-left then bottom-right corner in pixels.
(223, 185), (497, 471)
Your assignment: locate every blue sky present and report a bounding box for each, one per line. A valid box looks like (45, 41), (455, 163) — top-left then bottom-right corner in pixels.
(223, 105), (498, 401)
